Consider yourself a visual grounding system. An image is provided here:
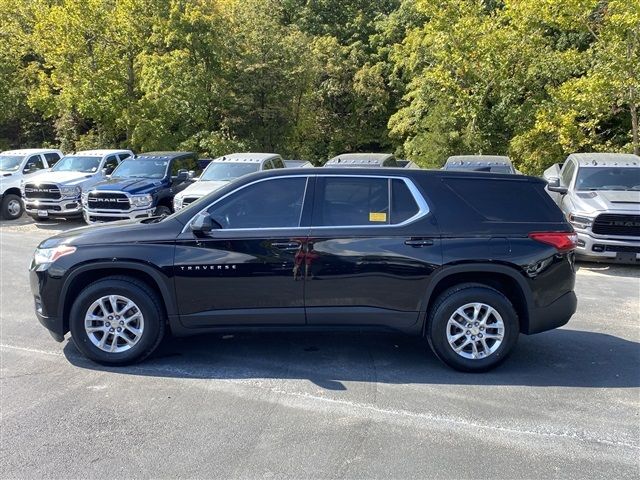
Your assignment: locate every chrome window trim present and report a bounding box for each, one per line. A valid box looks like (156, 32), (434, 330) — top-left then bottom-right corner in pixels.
(181, 174), (430, 234)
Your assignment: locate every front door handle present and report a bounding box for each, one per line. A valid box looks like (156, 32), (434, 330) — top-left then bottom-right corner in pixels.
(405, 238), (434, 247)
(271, 241), (301, 251)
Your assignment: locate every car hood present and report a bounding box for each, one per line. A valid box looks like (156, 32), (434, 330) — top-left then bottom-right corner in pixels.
(25, 170), (97, 186)
(570, 190), (640, 215)
(178, 180), (230, 198)
(39, 217), (182, 248)
(90, 177), (164, 195)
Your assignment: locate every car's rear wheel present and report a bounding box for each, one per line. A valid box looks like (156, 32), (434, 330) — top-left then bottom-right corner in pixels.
(1, 194), (24, 220)
(427, 284), (519, 372)
(69, 277), (165, 365)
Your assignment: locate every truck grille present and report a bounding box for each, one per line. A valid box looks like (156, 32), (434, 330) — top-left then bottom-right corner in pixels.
(87, 192), (130, 211)
(23, 183), (61, 200)
(592, 214), (640, 237)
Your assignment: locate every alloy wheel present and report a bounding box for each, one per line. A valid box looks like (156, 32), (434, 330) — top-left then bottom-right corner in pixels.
(84, 295), (145, 353)
(446, 302), (504, 360)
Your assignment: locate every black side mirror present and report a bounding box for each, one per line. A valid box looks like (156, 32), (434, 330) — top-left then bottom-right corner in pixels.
(547, 177), (568, 194)
(174, 169), (189, 184)
(190, 212), (222, 237)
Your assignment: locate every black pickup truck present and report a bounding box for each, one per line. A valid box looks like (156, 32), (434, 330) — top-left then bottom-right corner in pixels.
(81, 152), (199, 223)
(30, 168), (577, 372)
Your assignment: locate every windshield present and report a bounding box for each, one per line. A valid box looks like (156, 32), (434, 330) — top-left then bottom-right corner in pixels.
(52, 156), (101, 173)
(445, 164), (513, 174)
(0, 155), (24, 171)
(575, 167), (640, 191)
(200, 162), (259, 181)
(111, 158), (168, 179)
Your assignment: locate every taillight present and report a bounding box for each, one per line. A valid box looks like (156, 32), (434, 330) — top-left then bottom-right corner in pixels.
(528, 232), (578, 253)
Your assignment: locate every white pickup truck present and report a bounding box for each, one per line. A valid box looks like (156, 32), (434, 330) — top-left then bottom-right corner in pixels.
(0, 148), (63, 220)
(22, 149), (133, 220)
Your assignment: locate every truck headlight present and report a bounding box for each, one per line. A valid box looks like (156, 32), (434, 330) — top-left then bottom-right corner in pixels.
(81, 192), (89, 205)
(130, 194), (153, 208)
(568, 214), (593, 230)
(60, 186), (80, 198)
(33, 245), (76, 267)
(173, 195), (183, 210)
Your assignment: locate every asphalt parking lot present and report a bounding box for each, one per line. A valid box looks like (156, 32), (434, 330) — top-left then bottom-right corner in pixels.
(1, 217), (638, 479)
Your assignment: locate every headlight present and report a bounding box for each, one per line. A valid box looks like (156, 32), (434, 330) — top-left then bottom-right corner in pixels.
(568, 214), (593, 229)
(81, 192), (89, 205)
(173, 195), (183, 210)
(33, 245), (76, 267)
(130, 194), (153, 208)
(60, 186), (80, 198)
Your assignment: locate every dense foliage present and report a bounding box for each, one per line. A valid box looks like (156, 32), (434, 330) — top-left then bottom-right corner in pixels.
(0, 0), (637, 172)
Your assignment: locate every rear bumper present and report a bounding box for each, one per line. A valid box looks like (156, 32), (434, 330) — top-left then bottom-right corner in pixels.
(83, 207), (155, 223)
(525, 290), (577, 335)
(25, 198), (82, 218)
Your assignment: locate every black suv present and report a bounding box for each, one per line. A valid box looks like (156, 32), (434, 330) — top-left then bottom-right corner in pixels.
(30, 168), (577, 371)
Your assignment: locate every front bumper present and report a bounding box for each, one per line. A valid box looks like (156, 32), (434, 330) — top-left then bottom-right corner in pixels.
(83, 206), (156, 223)
(24, 198), (82, 218)
(29, 267), (65, 341)
(575, 231), (640, 264)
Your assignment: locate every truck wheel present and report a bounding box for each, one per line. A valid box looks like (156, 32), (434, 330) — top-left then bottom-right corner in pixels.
(154, 205), (171, 217)
(427, 284), (519, 372)
(69, 277), (166, 365)
(1, 194), (24, 220)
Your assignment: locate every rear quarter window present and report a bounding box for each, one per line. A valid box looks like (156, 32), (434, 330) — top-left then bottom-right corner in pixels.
(441, 178), (564, 223)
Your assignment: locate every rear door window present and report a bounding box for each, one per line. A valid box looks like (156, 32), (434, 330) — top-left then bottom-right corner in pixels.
(44, 152), (61, 167)
(312, 177), (390, 226)
(391, 179), (419, 224)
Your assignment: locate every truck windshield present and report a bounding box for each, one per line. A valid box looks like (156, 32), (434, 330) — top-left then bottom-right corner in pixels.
(200, 162), (260, 181)
(575, 167), (640, 191)
(0, 155), (24, 171)
(52, 156), (101, 173)
(111, 158), (169, 179)
(445, 164), (513, 174)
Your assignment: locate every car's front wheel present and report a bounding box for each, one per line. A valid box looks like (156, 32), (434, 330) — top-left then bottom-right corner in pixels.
(69, 277), (165, 365)
(427, 284), (519, 372)
(1, 194), (24, 220)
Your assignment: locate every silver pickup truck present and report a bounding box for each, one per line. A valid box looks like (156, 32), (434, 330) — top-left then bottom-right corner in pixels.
(22, 149), (133, 220)
(543, 152), (640, 263)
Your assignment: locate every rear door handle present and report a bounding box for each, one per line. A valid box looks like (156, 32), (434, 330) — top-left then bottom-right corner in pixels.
(405, 238), (434, 247)
(271, 241), (301, 251)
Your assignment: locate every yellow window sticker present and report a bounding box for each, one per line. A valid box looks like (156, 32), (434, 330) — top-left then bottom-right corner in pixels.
(369, 212), (387, 222)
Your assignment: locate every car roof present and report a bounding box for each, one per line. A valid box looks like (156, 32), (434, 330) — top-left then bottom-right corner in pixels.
(445, 155), (512, 165)
(327, 153), (394, 165)
(566, 152), (640, 167)
(244, 166), (543, 183)
(1, 148), (62, 155)
(135, 151), (195, 160)
(213, 152), (280, 163)
(73, 149), (133, 156)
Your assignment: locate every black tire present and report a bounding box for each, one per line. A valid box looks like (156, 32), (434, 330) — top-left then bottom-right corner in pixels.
(69, 276), (166, 365)
(154, 205), (172, 217)
(1, 194), (24, 220)
(426, 283), (519, 372)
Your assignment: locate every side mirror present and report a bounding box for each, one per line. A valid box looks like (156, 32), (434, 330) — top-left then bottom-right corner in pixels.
(23, 166), (37, 174)
(547, 177), (568, 194)
(174, 169), (189, 184)
(190, 212), (222, 237)
(188, 170), (195, 180)
(102, 168), (108, 176)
